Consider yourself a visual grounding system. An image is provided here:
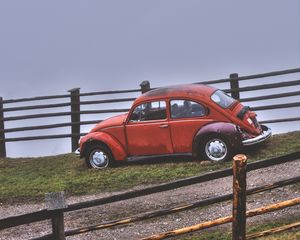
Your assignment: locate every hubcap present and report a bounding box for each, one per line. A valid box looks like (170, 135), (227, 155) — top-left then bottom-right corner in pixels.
(90, 150), (109, 168)
(205, 138), (227, 161)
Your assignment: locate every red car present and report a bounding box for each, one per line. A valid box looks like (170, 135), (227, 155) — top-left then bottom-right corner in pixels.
(77, 84), (271, 168)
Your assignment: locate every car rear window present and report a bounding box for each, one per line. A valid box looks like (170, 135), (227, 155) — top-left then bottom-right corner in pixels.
(170, 100), (206, 119)
(211, 90), (235, 108)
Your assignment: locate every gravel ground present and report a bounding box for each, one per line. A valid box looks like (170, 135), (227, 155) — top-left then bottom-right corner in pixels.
(1, 159), (299, 240)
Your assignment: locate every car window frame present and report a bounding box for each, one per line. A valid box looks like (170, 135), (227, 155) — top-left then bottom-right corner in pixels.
(127, 99), (168, 124)
(168, 98), (209, 120)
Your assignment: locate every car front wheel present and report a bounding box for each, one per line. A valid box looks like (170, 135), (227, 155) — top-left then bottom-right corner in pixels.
(85, 145), (114, 169)
(201, 135), (232, 162)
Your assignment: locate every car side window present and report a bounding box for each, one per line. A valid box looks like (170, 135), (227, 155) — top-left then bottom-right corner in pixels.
(170, 100), (206, 119)
(130, 101), (167, 122)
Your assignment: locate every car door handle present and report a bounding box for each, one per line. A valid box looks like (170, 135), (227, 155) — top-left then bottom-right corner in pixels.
(159, 124), (169, 128)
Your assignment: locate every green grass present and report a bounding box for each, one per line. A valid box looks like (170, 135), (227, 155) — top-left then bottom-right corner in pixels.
(0, 131), (300, 204)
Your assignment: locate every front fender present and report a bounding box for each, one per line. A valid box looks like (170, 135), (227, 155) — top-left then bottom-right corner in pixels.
(80, 132), (127, 161)
(192, 122), (242, 157)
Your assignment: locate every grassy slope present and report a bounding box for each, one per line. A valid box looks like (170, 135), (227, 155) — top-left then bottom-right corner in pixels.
(0, 131), (300, 204)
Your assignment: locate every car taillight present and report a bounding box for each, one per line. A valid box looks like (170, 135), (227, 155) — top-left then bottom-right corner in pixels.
(247, 117), (253, 125)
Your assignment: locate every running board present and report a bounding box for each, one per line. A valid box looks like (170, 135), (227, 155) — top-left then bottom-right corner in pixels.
(126, 153), (193, 162)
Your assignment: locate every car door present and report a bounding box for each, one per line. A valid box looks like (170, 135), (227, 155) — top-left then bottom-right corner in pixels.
(125, 100), (173, 156)
(169, 99), (213, 153)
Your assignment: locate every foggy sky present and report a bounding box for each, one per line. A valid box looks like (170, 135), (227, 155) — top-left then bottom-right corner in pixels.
(0, 0), (299, 157)
(1, 0), (299, 98)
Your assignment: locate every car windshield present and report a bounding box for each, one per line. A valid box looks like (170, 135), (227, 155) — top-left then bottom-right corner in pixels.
(211, 90), (235, 108)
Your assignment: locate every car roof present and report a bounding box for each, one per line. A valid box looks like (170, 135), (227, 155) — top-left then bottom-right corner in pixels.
(134, 84), (217, 105)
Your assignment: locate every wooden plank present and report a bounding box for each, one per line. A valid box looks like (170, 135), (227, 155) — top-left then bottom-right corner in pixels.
(230, 73), (240, 100)
(1, 111), (72, 122)
(1, 133), (84, 142)
(240, 90), (300, 102)
(45, 192), (67, 240)
(79, 89), (140, 97)
(80, 97), (136, 105)
(224, 79), (300, 93)
(0, 97), (6, 157)
(0, 120), (101, 134)
(69, 88), (80, 152)
(246, 221), (300, 239)
(2, 102), (71, 112)
(140, 81), (151, 93)
(236, 67), (300, 81)
(1, 109), (128, 121)
(0, 210), (51, 230)
(79, 109), (130, 114)
(260, 117), (300, 124)
(252, 102), (300, 111)
(0, 122), (75, 133)
(194, 78), (230, 85)
(2, 94), (70, 104)
(232, 155), (247, 240)
(140, 197), (300, 240)
(196, 68), (300, 85)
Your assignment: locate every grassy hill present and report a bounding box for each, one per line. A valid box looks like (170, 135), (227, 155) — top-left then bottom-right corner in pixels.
(0, 131), (300, 204)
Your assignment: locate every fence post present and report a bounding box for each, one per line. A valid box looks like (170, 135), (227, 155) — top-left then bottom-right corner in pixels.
(232, 154), (247, 240)
(230, 73), (240, 100)
(140, 81), (151, 93)
(45, 192), (67, 240)
(0, 97), (6, 158)
(68, 88), (80, 152)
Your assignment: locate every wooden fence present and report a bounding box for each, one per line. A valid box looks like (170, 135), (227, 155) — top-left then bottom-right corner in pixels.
(0, 151), (299, 239)
(0, 67), (300, 157)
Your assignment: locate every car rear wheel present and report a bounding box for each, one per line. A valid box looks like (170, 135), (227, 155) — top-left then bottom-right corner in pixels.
(201, 135), (232, 162)
(85, 145), (114, 169)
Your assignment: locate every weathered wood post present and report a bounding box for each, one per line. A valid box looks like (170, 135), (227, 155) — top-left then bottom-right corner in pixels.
(45, 192), (67, 240)
(140, 81), (151, 94)
(232, 154), (247, 240)
(230, 73), (240, 100)
(68, 88), (80, 152)
(0, 97), (6, 158)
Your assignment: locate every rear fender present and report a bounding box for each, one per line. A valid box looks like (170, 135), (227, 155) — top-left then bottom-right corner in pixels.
(192, 122), (242, 157)
(81, 132), (127, 161)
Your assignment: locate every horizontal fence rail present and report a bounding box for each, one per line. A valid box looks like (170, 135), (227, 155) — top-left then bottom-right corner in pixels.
(0, 67), (300, 157)
(224, 79), (300, 93)
(141, 197), (300, 240)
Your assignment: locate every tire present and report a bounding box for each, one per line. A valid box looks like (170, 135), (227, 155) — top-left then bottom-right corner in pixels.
(200, 135), (232, 162)
(85, 144), (115, 169)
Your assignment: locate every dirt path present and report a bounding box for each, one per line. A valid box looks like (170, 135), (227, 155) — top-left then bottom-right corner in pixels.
(1, 159), (299, 240)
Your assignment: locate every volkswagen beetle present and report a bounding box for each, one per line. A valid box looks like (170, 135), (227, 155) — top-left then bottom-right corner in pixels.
(76, 84), (271, 168)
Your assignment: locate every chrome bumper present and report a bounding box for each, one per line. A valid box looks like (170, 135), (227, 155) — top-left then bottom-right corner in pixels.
(242, 125), (272, 146)
(75, 148), (80, 155)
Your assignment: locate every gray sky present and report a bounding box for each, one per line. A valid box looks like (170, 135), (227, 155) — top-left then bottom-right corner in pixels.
(0, 0), (300, 157)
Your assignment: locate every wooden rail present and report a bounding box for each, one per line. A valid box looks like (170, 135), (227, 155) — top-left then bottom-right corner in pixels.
(0, 67), (300, 157)
(141, 197), (300, 240)
(246, 221), (300, 239)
